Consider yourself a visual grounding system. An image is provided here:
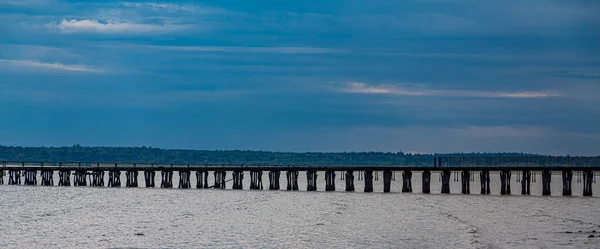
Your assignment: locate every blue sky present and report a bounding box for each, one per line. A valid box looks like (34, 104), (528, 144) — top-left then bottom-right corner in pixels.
(0, 0), (599, 155)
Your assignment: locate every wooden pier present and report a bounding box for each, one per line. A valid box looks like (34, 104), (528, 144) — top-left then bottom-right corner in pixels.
(1, 156), (598, 196)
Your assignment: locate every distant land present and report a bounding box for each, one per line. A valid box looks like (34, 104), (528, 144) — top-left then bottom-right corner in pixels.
(0, 145), (542, 166)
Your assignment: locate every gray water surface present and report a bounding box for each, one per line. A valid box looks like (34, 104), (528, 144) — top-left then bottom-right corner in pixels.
(1, 172), (599, 249)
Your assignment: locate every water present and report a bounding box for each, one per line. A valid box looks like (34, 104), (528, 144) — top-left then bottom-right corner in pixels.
(1, 172), (600, 249)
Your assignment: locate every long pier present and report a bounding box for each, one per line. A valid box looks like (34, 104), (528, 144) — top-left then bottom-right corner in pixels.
(1, 156), (598, 196)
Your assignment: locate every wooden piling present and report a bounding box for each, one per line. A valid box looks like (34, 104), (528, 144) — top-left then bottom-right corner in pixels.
(461, 170), (470, 194)
(521, 170), (531, 195)
(250, 171), (263, 190)
(108, 170), (122, 187)
(480, 170), (490, 195)
(268, 171), (280, 190)
(325, 170), (336, 191)
(286, 171), (299, 190)
(441, 170), (451, 194)
(145, 170), (156, 187)
(126, 170), (139, 187)
(306, 171), (317, 191)
(583, 169), (593, 196)
(58, 170), (70, 186)
(402, 170), (412, 193)
(232, 171), (244, 190)
(178, 170), (191, 189)
(345, 170), (355, 192)
(363, 171), (373, 192)
(562, 170), (573, 196)
(213, 171), (226, 189)
(499, 170), (511, 195)
(195, 170), (208, 188)
(542, 169), (551, 196)
(383, 170), (392, 193)
(422, 170), (431, 194)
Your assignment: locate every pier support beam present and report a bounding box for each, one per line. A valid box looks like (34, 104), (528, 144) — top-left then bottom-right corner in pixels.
(126, 170), (139, 187)
(521, 170), (531, 195)
(345, 171), (355, 192)
(90, 170), (104, 187)
(73, 170), (87, 186)
(583, 170), (593, 196)
(461, 170), (470, 194)
(542, 169), (551, 196)
(364, 171), (373, 192)
(108, 170), (122, 187)
(250, 171), (263, 190)
(24, 169), (37, 186)
(145, 170), (156, 187)
(161, 170), (173, 188)
(325, 170), (336, 191)
(268, 171), (280, 190)
(441, 170), (451, 194)
(0, 170), (3, 185)
(8, 170), (21, 185)
(562, 170), (573, 196)
(480, 170), (491, 195)
(232, 171), (244, 190)
(500, 170), (511, 195)
(58, 170), (70, 186)
(286, 171), (299, 190)
(178, 170), (191, 189)
(213, 171), (226, 189)
(402, 170), (413, 193)
(383, 170), (392, 193)
(195, 170), (208, 189)
(306, 171), (317, 191)
(422, 170), (431, 194)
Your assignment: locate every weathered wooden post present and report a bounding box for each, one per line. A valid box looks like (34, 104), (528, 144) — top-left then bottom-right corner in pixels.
(345, 170), (355, 192)
(383, 170), (392, 193)
(521, 170), (531, 195)
(269, 171), (280, 190)
(178, 170), (191, 189)
(58, 170), (70, 186)
(500, 170), (511, 195)
(441, 170), (451, 194)
(145, 170), (156, 187)
(0, 170), (3, 185)
(583, 169), (593, 196)
(232, 171), (244, 189)
(214, 170), (226, 189)
(126, 170), (139, 187)
(195, 170), (208, 188)
(108, 169), (122, 187)
(250, 171), (263, 190)
(286, 171), (299, 190)
(542, 169), (551, 195)
(402, 170), (413, 193)
(562, 170), (573, 196)
(306, 171), (317, 191)
(325, 170), (336, 191)
(422, 170), (431, 194)
(461, 170), (470, 194)
(364, 170), (373, 192)
(480, 170), (490, 195)
(73, 170), (87, 186)
(160, 170), (173, 188)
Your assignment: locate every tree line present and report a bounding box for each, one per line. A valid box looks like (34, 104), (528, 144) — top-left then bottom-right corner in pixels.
(0, 145), (542, 166)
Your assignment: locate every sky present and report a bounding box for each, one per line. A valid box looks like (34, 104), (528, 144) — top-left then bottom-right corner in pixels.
(0, 0), (599, 155)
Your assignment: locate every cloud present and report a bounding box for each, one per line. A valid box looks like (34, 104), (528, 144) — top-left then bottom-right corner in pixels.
(48, 19), (188, 34)
(0, 59), (103, 73)
(120, 2), (228, 14)
(341, 81), (560, 98)
(140, 45), (342, 54)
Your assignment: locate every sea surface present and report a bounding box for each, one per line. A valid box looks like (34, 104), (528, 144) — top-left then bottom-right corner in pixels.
(1, 172), (600, 249)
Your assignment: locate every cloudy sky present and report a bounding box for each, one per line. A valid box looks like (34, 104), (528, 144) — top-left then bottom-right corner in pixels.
(0, 0), (599, 155)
